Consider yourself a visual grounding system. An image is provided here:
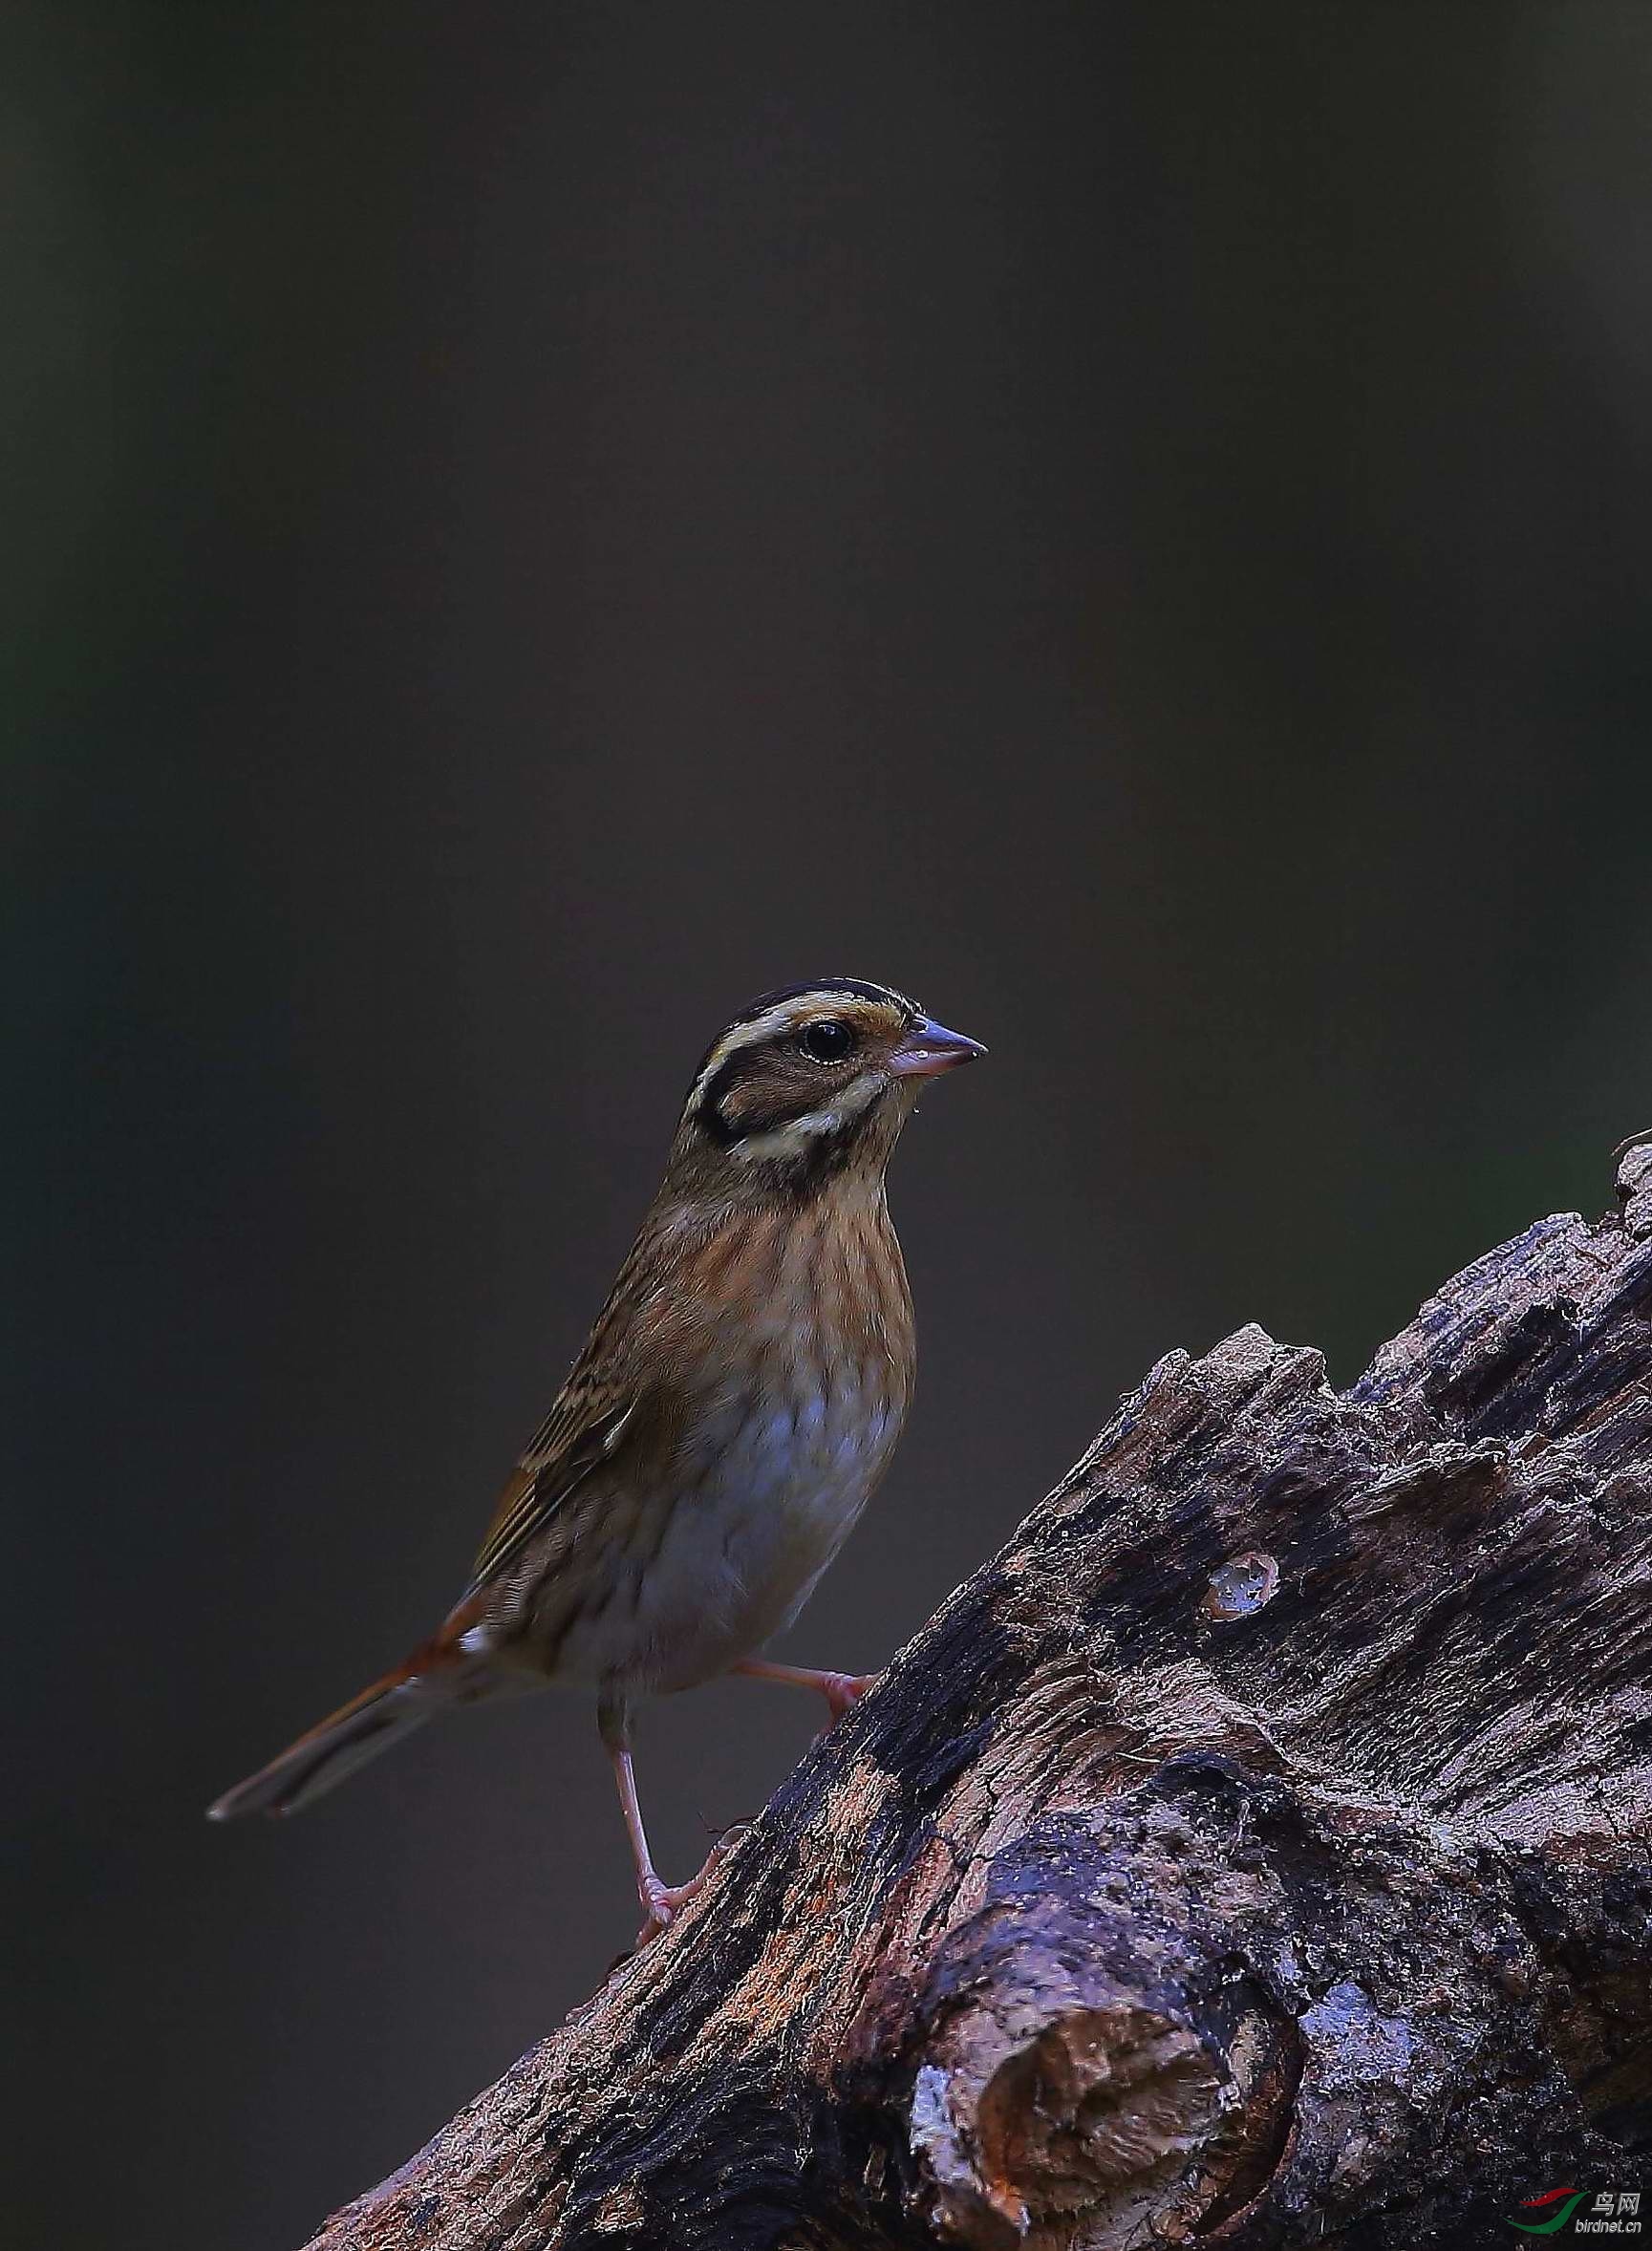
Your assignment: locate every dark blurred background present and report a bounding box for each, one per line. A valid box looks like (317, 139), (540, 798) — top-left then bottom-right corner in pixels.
(9, 4), (1652, 2244)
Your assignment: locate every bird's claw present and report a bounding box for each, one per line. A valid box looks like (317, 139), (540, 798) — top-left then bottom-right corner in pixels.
(633, 1821), (751, 1948)
(634, 1878), (695, 1949)
(815, 1669), (879, 1732)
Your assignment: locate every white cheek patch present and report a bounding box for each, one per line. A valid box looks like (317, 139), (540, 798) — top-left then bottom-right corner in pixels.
(730, 1106), (843, 1164)
(729, 1070), (883, 1163)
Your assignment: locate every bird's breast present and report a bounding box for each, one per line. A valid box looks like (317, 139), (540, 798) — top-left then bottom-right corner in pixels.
(629, 1352), (906, 1676)
(529, 1187), (917, 1693)
(690, 1361), (906, 1527)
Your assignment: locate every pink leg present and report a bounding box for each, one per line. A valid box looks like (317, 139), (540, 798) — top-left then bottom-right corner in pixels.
(731, 1657), (881, 1724)
(601, 1696), (740, 1947)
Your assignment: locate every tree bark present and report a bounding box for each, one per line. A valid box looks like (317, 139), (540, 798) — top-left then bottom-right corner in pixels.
(305, 1146), (1652, 2251)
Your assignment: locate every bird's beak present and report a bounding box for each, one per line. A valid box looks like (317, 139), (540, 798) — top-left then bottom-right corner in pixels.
(889, 1017), (988, 1078)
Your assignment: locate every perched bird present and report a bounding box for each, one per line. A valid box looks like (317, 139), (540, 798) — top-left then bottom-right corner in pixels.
(209, 978), (984, 1942)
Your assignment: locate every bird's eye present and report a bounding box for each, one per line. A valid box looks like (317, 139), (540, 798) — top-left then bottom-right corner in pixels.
(799, 1018), (855, 1063)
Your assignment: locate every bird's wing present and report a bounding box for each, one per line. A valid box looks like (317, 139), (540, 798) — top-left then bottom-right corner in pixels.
(463, 1381), (642, 1597)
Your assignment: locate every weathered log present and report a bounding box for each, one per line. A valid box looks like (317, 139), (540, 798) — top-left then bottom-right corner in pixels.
(305, 1146), (1652, 2251)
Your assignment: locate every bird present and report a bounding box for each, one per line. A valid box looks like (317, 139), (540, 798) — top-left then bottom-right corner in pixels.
(208, 977), (984, 1944)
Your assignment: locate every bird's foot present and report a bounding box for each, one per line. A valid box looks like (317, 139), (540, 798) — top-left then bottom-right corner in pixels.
(730, 1657), (882, 1728)
(634, 1873), (698, 1949)
(633, 1821), (750, 1949)
(810, 1669), (879, 1728)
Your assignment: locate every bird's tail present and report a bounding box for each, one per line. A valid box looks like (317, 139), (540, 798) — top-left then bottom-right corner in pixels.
(207, 1630), (499, 1821)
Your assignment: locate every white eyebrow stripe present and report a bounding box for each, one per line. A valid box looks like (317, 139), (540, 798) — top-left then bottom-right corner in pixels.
(687, 1016), (783, 1109)
(690, 991), (887, 1109)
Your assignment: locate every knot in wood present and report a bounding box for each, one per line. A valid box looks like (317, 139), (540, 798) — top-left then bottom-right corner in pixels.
(911, 1993), (1221, 2248)
(902, 1898), (1294, 2248)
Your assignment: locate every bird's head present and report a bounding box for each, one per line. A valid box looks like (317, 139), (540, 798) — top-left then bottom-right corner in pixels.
(669, 978), (984, 1196)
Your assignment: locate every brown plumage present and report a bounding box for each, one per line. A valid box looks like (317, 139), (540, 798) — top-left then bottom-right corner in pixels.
(209, 979), (984, 1943)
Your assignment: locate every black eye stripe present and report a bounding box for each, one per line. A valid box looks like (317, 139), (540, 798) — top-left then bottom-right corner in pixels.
(697, 1060), (748, 1145)
(686, 980), (920, 1105)
(687, 979), (918, 1078)
(697, 1044), (801, 1144)
(696, 1019), (865, 1146)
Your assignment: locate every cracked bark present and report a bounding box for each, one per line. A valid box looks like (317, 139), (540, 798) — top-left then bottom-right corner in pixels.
(303, 1144), (1652, 2251)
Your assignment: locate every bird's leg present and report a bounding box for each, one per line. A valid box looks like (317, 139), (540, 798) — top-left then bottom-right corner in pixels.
(730, 1657), (881, 1725)
(600, 1694), (730, 1948)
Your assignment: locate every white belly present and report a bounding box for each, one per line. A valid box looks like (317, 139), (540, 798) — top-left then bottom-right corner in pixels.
(555, 1374), (905, 1695)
